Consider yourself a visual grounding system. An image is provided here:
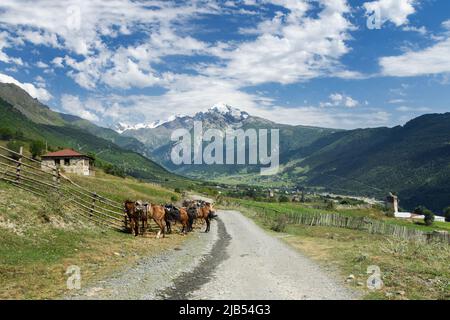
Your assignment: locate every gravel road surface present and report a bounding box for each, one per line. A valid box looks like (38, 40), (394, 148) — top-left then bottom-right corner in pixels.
(68, 210), (356, 300)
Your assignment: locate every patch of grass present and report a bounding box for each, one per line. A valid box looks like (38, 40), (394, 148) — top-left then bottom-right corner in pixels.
(227, 198), (450, 232)
(68, 171), (178, 204)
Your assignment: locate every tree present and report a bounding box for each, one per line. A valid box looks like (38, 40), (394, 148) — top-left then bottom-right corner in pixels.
(29, 140), (46, 159)
(413, 206), (426, 215)
(14, 130), (24, 140)
(6, 140), (25, 160)
(443, 207), (450, 222)
(0, 127), (13, 140)
(423, 209), (435, 226)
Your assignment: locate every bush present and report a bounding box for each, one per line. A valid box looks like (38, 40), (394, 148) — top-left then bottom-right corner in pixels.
(170, 195), (178, 202)
(29, 140), (46, 159)
(444, 207), (450, 222)
(413, 206), (426, 215)
(102, 163), (126, 178)
(270, 215), (288, 232)
(0, 127), (13, 140)
(279, 195), (290, 202)
(6, 140), (25, 160)
(423, 209), (435, 226)
(174, 188), (182, 193)
(325, 200), (336, 210)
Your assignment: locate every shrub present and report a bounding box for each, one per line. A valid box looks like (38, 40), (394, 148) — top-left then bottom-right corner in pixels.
(170, 195), (178, 202)
(444, 207), (450, 222)
(270, 215), (288, 232)
(325, 200), (336, 210)
(14, 130), (24, 140)
(102, 163), (126, 178)
(29, 140), (46, 159)
(423, 209), (435, 226)
(279, 195), (289, 202)
(0, 127), (13, 140)
(413, 206), (426, 215)
(385, 210), (395, 218)
(174, 188), (181, 193)
(6, 140), (25, 160)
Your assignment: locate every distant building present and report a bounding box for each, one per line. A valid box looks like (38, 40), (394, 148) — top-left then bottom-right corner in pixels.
(41, 149), (94, 176)
(385, 192), (399, 213)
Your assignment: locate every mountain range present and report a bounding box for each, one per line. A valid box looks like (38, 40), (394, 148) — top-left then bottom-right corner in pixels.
(115, 103), (450, 213)
(0, 83), (449, 212)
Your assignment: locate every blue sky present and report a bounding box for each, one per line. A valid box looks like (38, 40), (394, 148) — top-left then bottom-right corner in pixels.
(0, 0), (449, 129)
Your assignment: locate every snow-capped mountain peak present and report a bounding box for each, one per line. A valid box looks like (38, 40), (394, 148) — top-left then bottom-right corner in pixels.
(112, 114), (186, 133)
(113, 103), (249, 133)
(206, 102), (249, 120)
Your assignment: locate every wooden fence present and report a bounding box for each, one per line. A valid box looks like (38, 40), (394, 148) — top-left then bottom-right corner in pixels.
(232, 202), (450, 244)
(0, 145), (126, 231)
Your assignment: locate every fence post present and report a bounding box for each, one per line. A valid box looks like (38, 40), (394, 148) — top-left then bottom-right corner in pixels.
(52, 164), (58, 186)
(56, 167), (61, 189)
(90, 192), (97, 217)
(15, 146), (23, 182)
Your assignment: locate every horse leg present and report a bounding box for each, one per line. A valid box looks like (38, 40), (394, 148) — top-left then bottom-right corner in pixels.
(160, 220), (166, 238)
(134, 220), (139, 236)
(142, 218), (147, 235)
(129, 220), (135, 235)
(205, 217), (210, 233)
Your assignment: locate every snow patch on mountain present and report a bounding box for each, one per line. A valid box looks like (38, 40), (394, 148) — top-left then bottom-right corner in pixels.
(113, 114), (185, 133)
(207, 102), (249, 120)
(113, 103), (249, 133)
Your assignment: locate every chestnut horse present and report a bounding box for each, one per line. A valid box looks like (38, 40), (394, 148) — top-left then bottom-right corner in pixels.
(197, 201), (217, 233)
(124, 200), (140, 236)
(135, 200), (149, 235)
(149, 204), (166, 239)
(124, 200), (166, 238)
(164, 204), (190, 234)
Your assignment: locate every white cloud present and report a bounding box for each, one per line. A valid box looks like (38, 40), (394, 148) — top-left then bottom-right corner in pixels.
(396, 106), (431, 112)
(18, 29), (59, 48)
(0, 31), (24, 66)
(51, 57), (64, 68)
(0, 73), (52, 102)
(60, 94), (99, 122)
(203, 0), (356, 86)
(380, 37), (450, 76)
(252, 106), (390, 129)
(402, 25), (427, 35)
(363, 0), (417, 27)
(320, 93), (359, 108)
(36, 61), (49, 69)
(388, 99), (406, 104)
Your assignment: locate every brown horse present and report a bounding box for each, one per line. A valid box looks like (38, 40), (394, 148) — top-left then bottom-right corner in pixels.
(148, 203), (166, 239)
(135, 200), (149, 235)
(197, 202), (217, 233)
(124, 200), (140, 236)
(164, 204), (190, 235)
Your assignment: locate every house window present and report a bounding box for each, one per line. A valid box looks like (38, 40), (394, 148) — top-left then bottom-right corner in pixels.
(54, 159), (58, 166)
(64, 158), (70, 166)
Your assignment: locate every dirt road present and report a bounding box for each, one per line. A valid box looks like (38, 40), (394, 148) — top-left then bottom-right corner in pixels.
(69, 210), (356, 300)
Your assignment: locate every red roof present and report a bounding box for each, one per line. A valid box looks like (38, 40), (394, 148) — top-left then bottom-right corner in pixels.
(42, 148), (89, 158)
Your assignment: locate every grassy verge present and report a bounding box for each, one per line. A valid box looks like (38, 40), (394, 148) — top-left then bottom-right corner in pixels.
(225, 202), (450, 300)
(0, 173), (186, 299)
(229, 198), (450, 232)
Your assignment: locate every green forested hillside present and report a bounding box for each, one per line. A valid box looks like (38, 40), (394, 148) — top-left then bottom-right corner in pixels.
(283, 113), (450, 212)
(0, 97), (187, 186)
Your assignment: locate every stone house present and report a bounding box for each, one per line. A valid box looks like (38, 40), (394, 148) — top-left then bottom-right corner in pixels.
(41, 149), (94, 176)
